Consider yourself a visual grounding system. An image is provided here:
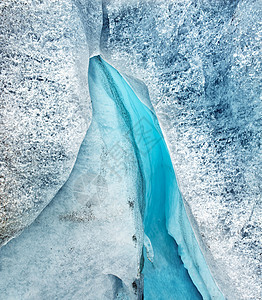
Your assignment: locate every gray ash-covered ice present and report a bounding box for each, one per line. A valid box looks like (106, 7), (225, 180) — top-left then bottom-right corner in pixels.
(100, 0), (261, 298)
(0, 0), (102, 246)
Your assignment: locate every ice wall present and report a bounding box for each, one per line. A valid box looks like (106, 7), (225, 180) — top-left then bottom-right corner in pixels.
(1, 0), (261, 298)
(100, 0), (262, 299)
(95, 56), (223, 299)
(0, 55), (143, 300)
(0, 0), (102, 246)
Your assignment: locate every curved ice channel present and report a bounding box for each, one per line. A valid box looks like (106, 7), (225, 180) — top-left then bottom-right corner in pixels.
(0, 56), (224, 299)
(89, 56), (224, 299)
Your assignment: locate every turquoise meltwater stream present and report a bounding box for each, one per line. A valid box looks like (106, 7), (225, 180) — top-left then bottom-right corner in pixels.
(88, 56), (225, 300)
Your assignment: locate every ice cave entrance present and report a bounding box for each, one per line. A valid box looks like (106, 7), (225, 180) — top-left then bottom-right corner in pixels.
(89, 56), (225, 299)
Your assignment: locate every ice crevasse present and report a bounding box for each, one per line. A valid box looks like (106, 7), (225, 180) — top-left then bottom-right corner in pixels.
(0, 56), (225, 299)
(0, 0), (261, 298)
(88, 56), (225, 299)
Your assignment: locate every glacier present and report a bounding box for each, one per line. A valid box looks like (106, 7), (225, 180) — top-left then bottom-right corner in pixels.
(0, 56), (144, 299)
(0, 0), (261, 299)
(100, 1), (262, 299)
(0, 0), (95, 246)
(0, 55), (224, 299)
(91, 57), (224, 299)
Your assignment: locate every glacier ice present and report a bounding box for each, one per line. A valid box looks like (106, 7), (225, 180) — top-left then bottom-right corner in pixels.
(95, 56), (223, 299)
(93, 57), (201, 299)
(0, 1), (96, 246)
(0, 0), (261, 299)
(0, 55), (225, 299)
(0, 56), (144, 300)
(100, 0), (262, 298)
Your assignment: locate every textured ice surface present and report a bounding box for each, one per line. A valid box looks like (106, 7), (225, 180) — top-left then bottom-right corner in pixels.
(100, 0), (262, 298)
(95, 56), (223, 299)
(0, 56), (143, 300)
(0, 55), (225, 299)
(1, 0), (261, 298)
(0, 1), (101, 246)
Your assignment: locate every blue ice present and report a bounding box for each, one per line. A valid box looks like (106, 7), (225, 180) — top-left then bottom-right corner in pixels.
(90, 56), (225, 299)
(0, 56), (225, 299)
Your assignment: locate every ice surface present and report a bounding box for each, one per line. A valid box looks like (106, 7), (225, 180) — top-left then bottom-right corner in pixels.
(95, 57), (223, 299)
(100, 0), (262, 298)
(0, 54), (225, 299)
(0, 1), (100, 246)
(0, 56), (143, 299)
(1, 0), (261, 299)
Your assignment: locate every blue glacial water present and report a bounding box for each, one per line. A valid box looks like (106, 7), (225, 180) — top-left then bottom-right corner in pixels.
(89, 56), (225, 300)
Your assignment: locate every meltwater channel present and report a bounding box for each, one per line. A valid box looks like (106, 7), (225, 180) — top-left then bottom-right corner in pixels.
(0, 55), (225, 299)
(89, 56), (225, 300)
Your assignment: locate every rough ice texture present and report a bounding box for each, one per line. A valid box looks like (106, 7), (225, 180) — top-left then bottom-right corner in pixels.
(1, 0), (261, 299)
(0, 0), (101, 246)
(100, 0), (261, 299)
(0, 56), (143, 300)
